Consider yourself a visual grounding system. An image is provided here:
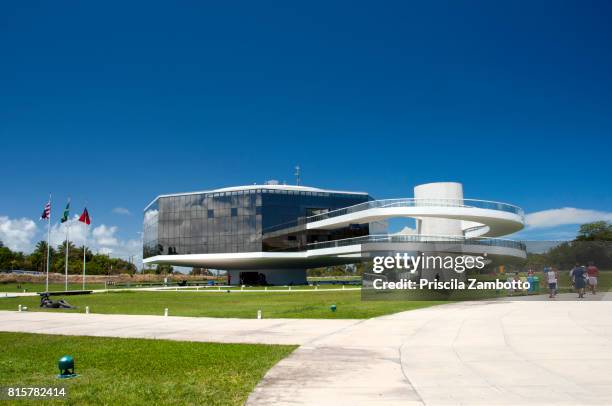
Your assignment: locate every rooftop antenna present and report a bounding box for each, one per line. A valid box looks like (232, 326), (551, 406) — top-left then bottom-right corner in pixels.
(294, 165), (301, 186)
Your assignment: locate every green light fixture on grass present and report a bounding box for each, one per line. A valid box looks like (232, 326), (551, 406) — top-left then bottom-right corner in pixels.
(58, 355), (77, 379)
(330, 304), (337, 312)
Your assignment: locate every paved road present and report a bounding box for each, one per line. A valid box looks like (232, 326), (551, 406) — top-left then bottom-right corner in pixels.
(2, 293), (612, 405)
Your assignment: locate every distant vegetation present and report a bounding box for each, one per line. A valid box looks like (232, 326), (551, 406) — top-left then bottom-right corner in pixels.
(307, 263), (365, 277)
(526, 221), (612, 269)
(0, 240), (136, 275)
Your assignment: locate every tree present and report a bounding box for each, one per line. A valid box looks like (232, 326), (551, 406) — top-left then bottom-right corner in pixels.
(33, 241), (57, 272)
(576, 221), (612, 241)
(157, 264), (173, 275)
(55, 241), (81, 274)
(537, 222), (612, 269)
(191, 267), (212, 276)
(0, 246), (17, 271)
(57, 241), (78, 258)
(0, 241), (138, 275)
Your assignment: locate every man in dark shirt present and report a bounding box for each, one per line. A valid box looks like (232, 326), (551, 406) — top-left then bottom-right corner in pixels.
(571, 264), (586, 299)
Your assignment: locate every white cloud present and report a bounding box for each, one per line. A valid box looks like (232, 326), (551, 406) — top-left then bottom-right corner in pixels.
(46, 218), (142, 267)
(394, 226), (417, 235)
(144, 209), (158, 223)
(92, 224), (119, 246)
(0, 216), (38, 252)
(51, 220), (120, 247)
(50, 216), (87, 247)
(526, 208), (612, 229)
(112, 207), (131, 216)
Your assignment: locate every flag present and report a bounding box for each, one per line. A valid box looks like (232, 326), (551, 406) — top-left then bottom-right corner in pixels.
(40, 200), (51, 220)
(79, 208), (91, 225)
(60, 199), (70, 223)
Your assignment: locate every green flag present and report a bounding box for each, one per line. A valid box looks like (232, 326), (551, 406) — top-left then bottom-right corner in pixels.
(60, 199), (70, 223)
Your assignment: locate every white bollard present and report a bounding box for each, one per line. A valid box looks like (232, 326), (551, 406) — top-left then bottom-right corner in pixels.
(85, 306), (90, 314)
(265, 286), (268, 291)
(315, 285), (318, 290)
(342, 285), (345, 290)
(164, 308), (168, 317)
(18, 304), (22, 312)
(288, 286), (292, 291)
(241, 285), (245, 291)
(257, 310), (262, 319)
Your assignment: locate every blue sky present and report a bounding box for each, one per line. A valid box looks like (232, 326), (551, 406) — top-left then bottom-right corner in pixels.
(1, 1), (611, 261)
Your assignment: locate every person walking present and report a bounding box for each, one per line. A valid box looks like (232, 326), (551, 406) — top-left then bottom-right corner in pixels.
(587, 262), (599, 295)
(545, 266), (557, 298)
(571, 264), (586, 299)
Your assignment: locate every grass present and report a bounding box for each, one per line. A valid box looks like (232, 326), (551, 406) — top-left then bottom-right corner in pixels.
(307, 275), (361, 281)
(0, 290), (444, 318)
(179, 284), (355, 291)
(0, 332), (295, 405)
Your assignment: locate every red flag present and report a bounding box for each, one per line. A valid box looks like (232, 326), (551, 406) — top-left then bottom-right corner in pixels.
(79, 208), (91, 225)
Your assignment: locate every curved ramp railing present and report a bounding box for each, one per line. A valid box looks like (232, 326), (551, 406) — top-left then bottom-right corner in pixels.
(306, 198), (524, 223)
(263, 198), (525, 235)
(305, 234), (526, 252)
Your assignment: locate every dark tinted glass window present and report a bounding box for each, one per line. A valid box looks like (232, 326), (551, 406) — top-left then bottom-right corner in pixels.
(143, 188), (371, 258)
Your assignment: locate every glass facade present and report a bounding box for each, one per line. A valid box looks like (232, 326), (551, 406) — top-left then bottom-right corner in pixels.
(143, 187), (371, 259)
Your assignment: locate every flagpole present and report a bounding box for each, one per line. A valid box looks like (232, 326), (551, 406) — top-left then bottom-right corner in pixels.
(82, 204), (87, 290)
(65, 220), (70, 291)
(46, 193), (51, 292)
(82, 225), (86, 290)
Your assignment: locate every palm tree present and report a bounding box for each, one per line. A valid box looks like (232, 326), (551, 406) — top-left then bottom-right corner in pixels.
(76, 245), (93, 261)
(34, 240), (56, 272)
(57, 241), (77, 258)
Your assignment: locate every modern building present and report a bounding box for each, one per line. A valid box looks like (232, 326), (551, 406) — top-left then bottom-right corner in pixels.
(143, 182), (526, 285)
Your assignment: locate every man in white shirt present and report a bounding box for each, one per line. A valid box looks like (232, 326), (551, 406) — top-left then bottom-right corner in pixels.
(545, 266), (557, 298)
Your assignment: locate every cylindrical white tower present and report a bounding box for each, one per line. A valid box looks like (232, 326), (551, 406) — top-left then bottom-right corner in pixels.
(414, 182), (464, 236)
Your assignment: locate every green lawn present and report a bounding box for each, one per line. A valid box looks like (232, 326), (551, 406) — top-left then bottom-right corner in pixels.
(0, 290), (444, 318)
(0, 332), (295, 405)
(307, 275), (361, 281)
(180, 284), (356, 291)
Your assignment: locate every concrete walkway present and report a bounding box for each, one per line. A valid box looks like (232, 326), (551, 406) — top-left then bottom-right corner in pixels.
(247, 294), (612, 406)
(0, 311), (359, 345)
(2, 294), (612, 405)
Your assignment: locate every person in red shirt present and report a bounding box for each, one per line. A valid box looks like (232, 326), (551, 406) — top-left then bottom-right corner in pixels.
(587, 262), (599, 295)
